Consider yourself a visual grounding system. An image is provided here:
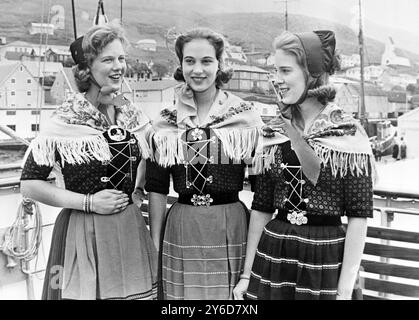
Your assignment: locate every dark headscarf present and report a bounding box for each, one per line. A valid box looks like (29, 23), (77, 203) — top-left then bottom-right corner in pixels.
(294, 30), (336, 78)
(70, 36), (87, 68)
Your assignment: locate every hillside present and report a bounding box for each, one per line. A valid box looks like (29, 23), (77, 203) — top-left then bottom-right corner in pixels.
(1, 0), (418, 66)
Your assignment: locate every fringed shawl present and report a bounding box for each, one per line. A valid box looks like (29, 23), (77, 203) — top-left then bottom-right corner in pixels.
(150, 84), (265, 167)
(25, 92), (153, 168)
(254, 103), (376, 183)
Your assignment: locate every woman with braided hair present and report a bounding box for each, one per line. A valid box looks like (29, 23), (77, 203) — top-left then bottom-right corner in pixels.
(233, 30), (375, 300)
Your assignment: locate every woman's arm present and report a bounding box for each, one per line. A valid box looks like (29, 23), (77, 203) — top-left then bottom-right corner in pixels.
(336, 217), (368, 300)
(233, 210), (272, 300)
(135, 159), (146, 189)
(21, 179), (85, 210)
(132, 159), (147, 207)
(338, 161), (373, 299)
(148, 192), (168, 251)
(20, 180), (129, 215)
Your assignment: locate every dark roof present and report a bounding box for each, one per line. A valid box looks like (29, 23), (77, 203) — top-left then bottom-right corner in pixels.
(410, 95), (419, 104)
(4, 51), (26, 61)
(232, 65), (270, 74)
(229, 90), (277, 104)
(387, 91), (407, 103)
(130, 79), (179, 91)
(346, 83), (387, 97)
(0, 62), (19, 85)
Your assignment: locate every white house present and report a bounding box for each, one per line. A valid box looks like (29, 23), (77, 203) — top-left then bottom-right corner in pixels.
(345, 65), (385, 82)
(50, 67), (77, 104)
(381, 37), (411, 68)
(225, 65), (270, 92)
(136, 39), (157, 52)
(340, 54), (360, 70)
(0, 41), (70, 62)
(22, 61), (64, 79)
(334, 82), (391, 119)
(0, 61), (49, 140)
(129, 79), (178, 120)
(29, 23), (55, 36)
(50, 67), (132, 105)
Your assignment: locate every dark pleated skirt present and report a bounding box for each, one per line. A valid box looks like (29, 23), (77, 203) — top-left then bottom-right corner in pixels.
(246, 218), (346, 300)
(42, 208), (70, 300)
(42, 205), (158, 300)
(161, 201), (249, 300)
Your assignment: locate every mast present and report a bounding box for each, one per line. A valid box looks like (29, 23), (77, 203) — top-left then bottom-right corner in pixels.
(120, 0), (123, 25)
(358, 0), (367, 131)
(274, 0), (290, 31)
(71, 0), (77, 39)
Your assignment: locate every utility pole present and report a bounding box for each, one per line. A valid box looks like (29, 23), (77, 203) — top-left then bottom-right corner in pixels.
(358, 0), (368, 132)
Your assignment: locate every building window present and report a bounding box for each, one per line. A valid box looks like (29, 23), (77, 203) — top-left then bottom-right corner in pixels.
(27, 91), (31, 96)
(31, 124), (40, 131)
(27, 79), (32, 84)
(11, 78), (16, 83)
(20, 66), (23, 72)
(11, 91), (15, 96)
(6, 110), (16, 115)
(7, 125), (16, 131)
(31, 110), (40, 115)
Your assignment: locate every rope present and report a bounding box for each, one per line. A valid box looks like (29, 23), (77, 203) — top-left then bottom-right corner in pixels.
(1, 198), (43, 264)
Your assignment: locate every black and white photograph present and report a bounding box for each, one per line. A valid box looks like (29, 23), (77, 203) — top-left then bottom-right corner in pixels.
(0, 0), (418, 305)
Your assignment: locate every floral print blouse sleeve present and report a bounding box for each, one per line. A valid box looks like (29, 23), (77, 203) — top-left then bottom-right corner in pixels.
(144, 159), (171, 195)
(20, 151), (55, 181)
(343, 169), (374, 218)
(251, 172), (276, 214)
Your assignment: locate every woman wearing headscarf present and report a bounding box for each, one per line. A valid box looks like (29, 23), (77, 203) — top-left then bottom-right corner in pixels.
(20, 23), (157, 300)
(233, 30), (375, 300)
(145, 27), (264, 300)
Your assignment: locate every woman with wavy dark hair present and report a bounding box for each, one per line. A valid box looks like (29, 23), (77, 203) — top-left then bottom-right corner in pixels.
(145, 27), (264, 300)
(233, 30), (375, 300)
(20, 23), (157, 300)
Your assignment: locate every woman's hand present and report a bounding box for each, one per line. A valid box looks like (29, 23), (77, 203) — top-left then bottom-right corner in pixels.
(336, 288), (353, 300)
(91, 189), (129, 215)
(233, 278), (250, 300)
(132, 187), (146, 208)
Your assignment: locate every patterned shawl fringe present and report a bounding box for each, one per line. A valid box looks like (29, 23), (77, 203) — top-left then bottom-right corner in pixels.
(151, 132), (185, 167)
(133, 132), (152, 160)
(29, 135), (112, 167)
(251, 142), (377, 183)
(212, 127), (260, 162)
(252, 145), (278, 174)
(151, 127), (261, 167)
(311, 141), (374, 179)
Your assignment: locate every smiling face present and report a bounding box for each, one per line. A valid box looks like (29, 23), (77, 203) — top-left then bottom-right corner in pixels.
(90, 39), (126, 94)
(274, 49), (307, 105)
(182, 39), (218, 93)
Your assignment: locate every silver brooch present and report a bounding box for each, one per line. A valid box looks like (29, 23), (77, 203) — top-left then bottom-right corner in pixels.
(191, 128), (204, 141)
(287, 210), (308, 225)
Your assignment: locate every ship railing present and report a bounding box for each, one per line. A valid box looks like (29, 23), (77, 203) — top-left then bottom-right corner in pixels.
(1, 177), (419, 300)
(363, 188), (419, 300)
